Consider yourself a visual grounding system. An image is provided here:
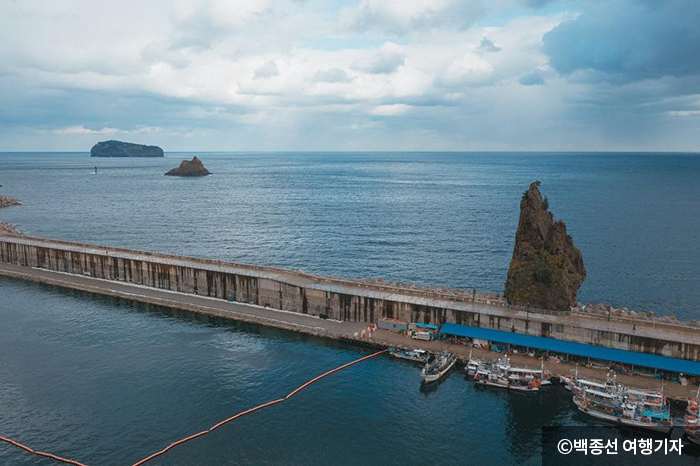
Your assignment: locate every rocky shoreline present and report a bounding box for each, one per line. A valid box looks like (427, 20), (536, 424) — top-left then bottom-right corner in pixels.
(0, 195), (22, 235)
(0, 222), (20, 235)
(0, 195), (21, 208)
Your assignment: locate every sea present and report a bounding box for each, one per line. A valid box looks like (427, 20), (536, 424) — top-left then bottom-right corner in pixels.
(1, 152), (699, 465)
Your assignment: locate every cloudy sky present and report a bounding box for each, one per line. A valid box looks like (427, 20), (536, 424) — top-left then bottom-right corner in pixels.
(1, 0), (698, 151)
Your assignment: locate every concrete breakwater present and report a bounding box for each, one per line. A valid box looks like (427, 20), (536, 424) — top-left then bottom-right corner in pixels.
(1, 234), (699, 361)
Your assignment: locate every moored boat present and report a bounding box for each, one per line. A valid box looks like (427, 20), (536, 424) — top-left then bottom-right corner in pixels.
(573, 382), (673, 434)
(684, 394), (700, 446)
(389, 346), (430, 364)
(464, 351), (483, 378)
(472, 355), (544, 392)
(421, 351), (457, 384)
(559, 368), (617, 394)
(496, 355), (551, 386)
(474, 365), (541, 392)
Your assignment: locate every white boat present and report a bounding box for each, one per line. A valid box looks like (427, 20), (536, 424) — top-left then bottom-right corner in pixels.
(560, 368), (616, 394)
(389, 347), (430, 364)
(474, 367), (510, 389)
(472, 355), (544, 392)
(496, 355), (551, 386)
(559, 375), (575, 391)
(573, 383), (673, 434)
(684, 392), (700, 445)
(421, 352), (457, 384)
(474, 366), (541, 392)
(464, 351), (483, 378)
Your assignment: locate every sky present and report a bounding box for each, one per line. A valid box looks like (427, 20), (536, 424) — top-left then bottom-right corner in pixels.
(0, 0), (698, 152)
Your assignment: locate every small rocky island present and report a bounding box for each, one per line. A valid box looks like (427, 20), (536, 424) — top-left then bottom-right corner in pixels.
(91, 140), (164, 157)
(165, 156), (211, 176)
(504, 181), (586, 312)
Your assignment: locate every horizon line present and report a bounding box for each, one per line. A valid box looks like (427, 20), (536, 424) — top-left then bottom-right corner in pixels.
(1, 150), (700, 155)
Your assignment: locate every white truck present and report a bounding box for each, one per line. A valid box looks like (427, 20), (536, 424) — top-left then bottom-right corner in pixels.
(412, 330), (432, 341)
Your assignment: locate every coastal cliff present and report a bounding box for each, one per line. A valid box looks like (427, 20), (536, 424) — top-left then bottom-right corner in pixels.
(165, 156), (211, 176)
(504, 181), (586, 312)
(91, 140), (164, 157)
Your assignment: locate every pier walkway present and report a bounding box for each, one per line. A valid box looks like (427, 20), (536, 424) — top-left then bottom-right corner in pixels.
(0, 261), (368, 338)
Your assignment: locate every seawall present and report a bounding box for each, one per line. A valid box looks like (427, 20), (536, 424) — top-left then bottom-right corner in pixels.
(1, 234), (699, 361)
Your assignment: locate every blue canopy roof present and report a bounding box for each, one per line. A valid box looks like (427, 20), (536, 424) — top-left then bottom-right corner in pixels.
(415, 323), (439, 330)
(440, 323), (700, 376)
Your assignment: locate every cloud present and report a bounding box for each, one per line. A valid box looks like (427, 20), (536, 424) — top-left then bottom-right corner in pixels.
(522, 0), (555, 8)
(51, 125), (165, 135)
(370, 103), (410, 116)
(313, 68), (352, 83)
(1, 1), (698, 151)
(169, 0), (272, 48)
(354, 43), (405, 74)
(439, 52), (494, 86)
(339, 0), (486, 34)
(52, 126), (119, 135)
(477, 37), (501, 53)
(667, 110), (700, 117)
(254, 61), (279, 79)
(519, 70), (545, 85)
(543, 1), (700, 82)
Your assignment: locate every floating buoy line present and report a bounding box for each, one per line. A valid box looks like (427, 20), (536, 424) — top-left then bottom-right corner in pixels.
(0, 349), (387, 466)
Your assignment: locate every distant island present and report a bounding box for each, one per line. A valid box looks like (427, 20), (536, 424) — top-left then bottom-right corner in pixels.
(165, 156), (211, 176)
(91, 140), (164, 157)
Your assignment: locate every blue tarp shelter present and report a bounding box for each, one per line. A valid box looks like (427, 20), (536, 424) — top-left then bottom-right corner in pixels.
(415, 323), (440, 330)
(440, 322), (700, 376)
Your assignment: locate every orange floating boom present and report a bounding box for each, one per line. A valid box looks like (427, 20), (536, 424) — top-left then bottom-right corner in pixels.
(1, 348), (387, 466)
(0, 436), (89, 466)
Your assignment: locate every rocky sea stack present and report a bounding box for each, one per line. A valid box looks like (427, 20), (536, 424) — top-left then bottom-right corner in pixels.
(504, 181), (586, 312)
(91, 140), (164, 157)
(165, 156), (211, 177)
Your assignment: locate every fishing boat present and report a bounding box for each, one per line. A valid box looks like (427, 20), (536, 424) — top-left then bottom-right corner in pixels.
(474, 365), (541, 392)
(558, 374), (575, 391)
(573, 383), (673, 434)
(684, 390), (700, 446)
(496, 355), (551, 386)
(389, 346), (430, 364)
(464, 351), (484, 378)
(474, 366), (510, 389)
(472, 355), (543, 392)
(421, 351), (457, 384)
(559, 368), (616, 393)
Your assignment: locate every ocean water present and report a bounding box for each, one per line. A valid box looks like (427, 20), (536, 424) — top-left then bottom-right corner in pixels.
(2, 279), (695, 466)
(0, 279), (695, 466)
(1, 152), (699, 318)
(1, 152), (700, 465)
